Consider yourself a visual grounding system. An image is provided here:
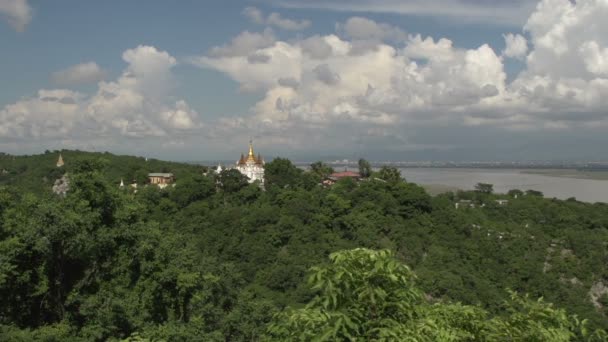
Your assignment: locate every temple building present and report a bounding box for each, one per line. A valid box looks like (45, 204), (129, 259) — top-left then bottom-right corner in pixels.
(236, 141), (265, 183)
(323, 171), (361, 187)
(148, 173), (175, 189)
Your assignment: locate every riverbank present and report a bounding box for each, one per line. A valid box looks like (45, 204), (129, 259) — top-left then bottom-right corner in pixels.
(421, 184), (461, 196)
(521, 169), (608, 181)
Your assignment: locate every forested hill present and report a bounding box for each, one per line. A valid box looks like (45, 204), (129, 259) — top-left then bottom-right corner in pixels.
(0, 150), (204, 194)
(0, 154), (607, 340)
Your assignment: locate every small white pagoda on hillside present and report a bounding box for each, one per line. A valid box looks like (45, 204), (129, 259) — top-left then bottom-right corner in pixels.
(236, 141), (265, 183)
(56, 153), (64, 167)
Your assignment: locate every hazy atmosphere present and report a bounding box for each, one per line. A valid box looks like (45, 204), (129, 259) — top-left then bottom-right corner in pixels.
(2, 0), (608, 160)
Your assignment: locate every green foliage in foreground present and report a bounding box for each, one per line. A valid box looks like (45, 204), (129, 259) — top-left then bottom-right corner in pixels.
(268, 249), (607, 341)
(0, 151), (607, 341)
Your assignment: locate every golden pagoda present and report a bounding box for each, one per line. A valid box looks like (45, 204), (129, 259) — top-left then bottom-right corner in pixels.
(245, 141), (264, 164)
(235, 140), (265, 183)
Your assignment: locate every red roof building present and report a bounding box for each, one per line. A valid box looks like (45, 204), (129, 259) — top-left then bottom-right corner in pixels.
(323, 171), (362, 186)
(329, 171), (361, 179)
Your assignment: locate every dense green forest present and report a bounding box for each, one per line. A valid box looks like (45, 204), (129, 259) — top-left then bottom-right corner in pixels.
(1, 151), (607, 341)
(0, 150), (204, 194)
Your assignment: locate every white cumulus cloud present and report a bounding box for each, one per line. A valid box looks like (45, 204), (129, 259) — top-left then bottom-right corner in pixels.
(194, 2), (608, 149)
(503, 33), (528, 59)
(207, 29), (276, 57)
(338, 16), (406, 42)
(579, 41), (608, 76)
(243, 6), (311, 30)
(0, 0), (31, 31)
(197, 18), (508, 130)
(160, 101), (202, 130)
(51, 62), (106, 86)
(0, 89), (83, 139)
(5, 0), (608, 158)
(0, 45), (202, 142)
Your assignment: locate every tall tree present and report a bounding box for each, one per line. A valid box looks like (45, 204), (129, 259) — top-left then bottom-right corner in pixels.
(217, 169), (249, 194)
(474, 183), (494, 194)
(264, 158), (302, 188)
(358, 159), (372, 178)
(310, 161), (334, 179)
(170, 175), (215, 208)
(376, 166), (403, 184)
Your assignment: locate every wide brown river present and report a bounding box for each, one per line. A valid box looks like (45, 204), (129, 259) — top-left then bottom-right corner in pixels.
(400, 168), (608, 203)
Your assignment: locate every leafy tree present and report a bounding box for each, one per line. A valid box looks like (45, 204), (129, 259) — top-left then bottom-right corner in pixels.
(310, 161), (334, 179)
(376, 166), (403, 184)
(358, 158), (372, 178)
(217, 169), (249, 194)
(508, 189), (524, 198)
(133, 169), (149, 185)
(475, 183), (494, 194)
(390, 182), (432, 218)
(69, 158), (118, 225)
(267, 249), (425, 340)
(266, 249), (607, 341)
(264, 158), (302, 188)
(235, 183), (263, 205)
(170, 175), (215, 208)
(526, 189), (544, 197)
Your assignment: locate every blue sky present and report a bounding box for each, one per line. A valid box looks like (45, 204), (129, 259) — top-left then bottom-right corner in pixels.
(1, 0), (519, 109)
(1, 0), (608, 161)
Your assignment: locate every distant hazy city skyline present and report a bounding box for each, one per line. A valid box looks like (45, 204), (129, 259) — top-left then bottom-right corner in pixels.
(2, 0), (608, 161)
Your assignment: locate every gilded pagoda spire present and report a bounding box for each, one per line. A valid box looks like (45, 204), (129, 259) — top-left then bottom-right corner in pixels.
(248, 140), (254, 156)
(247, 140), (256, 162)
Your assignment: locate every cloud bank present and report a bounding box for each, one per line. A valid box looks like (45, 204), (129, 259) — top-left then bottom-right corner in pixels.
(3, 0), (608, 159)
(1, 46), (201, 143)
(195, 1), (608, 136)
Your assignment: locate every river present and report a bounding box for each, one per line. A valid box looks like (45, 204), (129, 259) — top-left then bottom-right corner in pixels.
(398, 168), (608, 204)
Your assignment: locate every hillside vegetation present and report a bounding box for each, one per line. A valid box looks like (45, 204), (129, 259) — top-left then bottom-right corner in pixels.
(0, 151), (607, 341)
(0, 150), (203, 194)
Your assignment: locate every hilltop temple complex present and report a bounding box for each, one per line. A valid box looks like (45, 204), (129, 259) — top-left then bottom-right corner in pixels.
(235, 141), (265, 183)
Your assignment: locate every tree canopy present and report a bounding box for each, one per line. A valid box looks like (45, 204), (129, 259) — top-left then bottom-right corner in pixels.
(0, 150), (607, 340)
(475, 182), (494, 194)
(267, 249), (607, 341)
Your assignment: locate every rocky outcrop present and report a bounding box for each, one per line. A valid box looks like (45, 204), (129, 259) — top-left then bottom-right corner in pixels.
(589, 281), (608, 309)
(52, 174), (69, 196)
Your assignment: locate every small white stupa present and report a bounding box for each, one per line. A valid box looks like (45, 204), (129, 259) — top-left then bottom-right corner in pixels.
(56, 153), (65, 168)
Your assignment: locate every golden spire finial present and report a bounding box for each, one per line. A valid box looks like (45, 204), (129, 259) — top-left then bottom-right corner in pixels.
(248, 139), (254, 157)
(246, 139), (258, 163)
